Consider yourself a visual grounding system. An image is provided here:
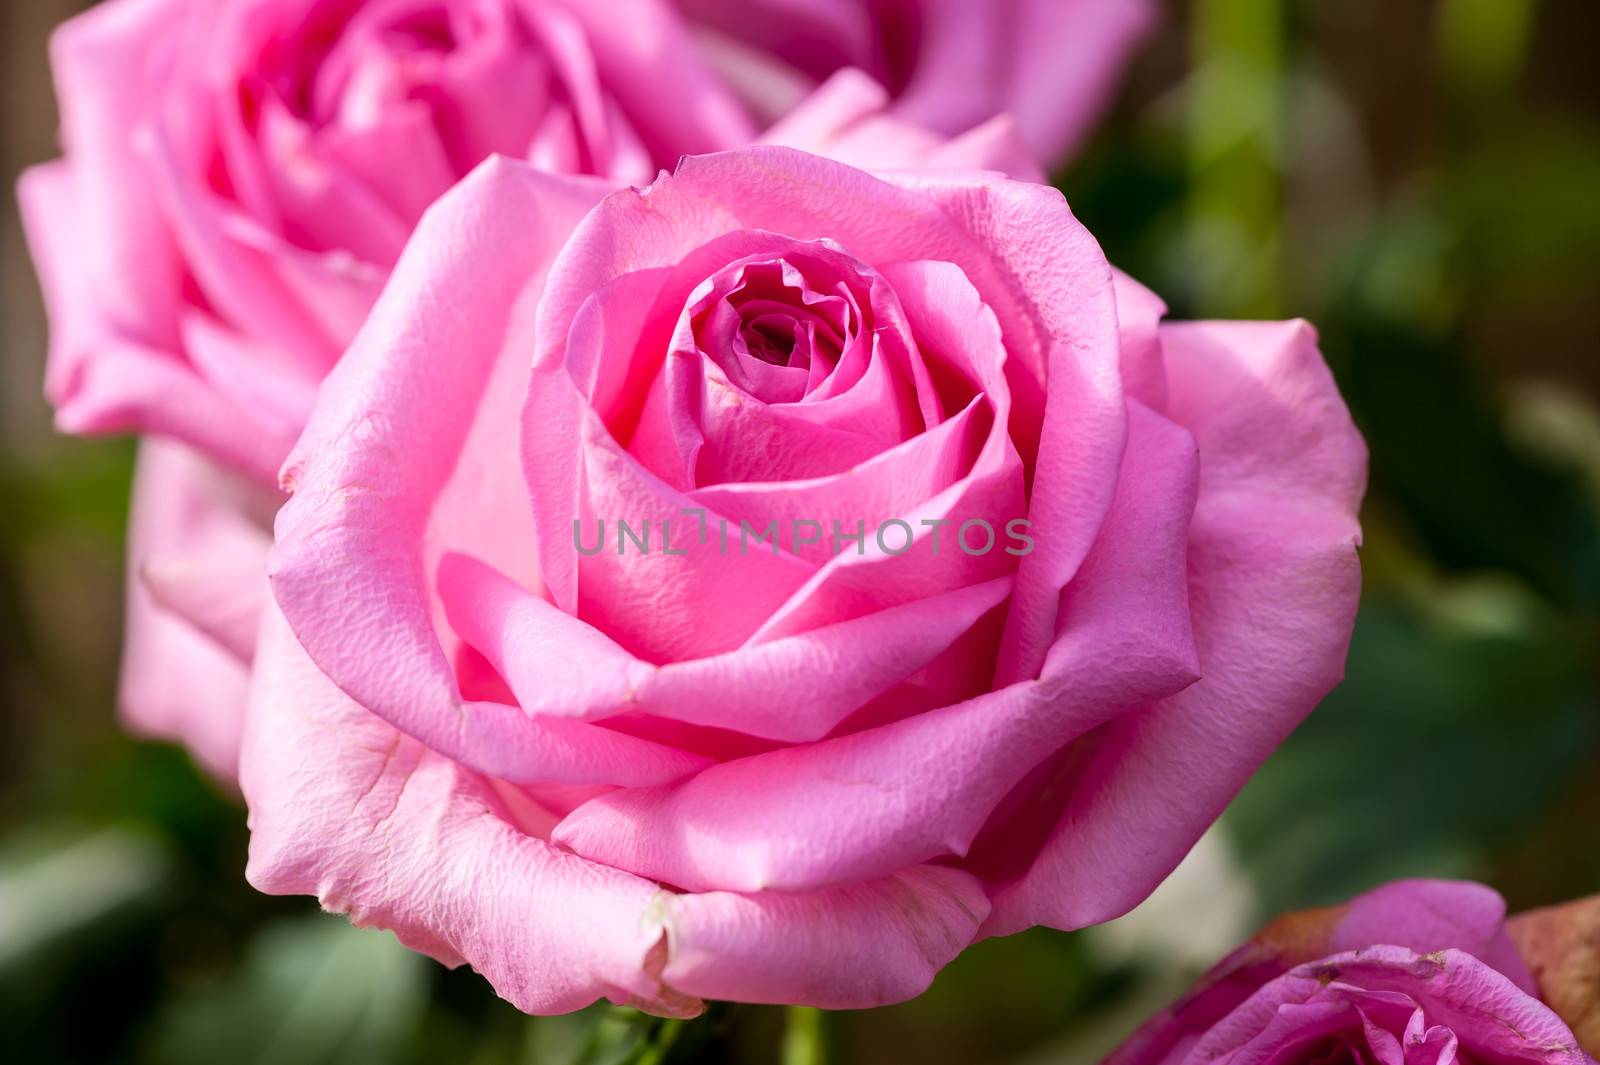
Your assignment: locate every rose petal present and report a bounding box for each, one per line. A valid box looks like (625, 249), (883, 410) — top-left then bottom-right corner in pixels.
(271, 157), (701, 786)
(982, 319), (1365, 936)
(244, 600), (994, 1013)
(759, 68), (897, 155)
(1114, 267), (1170, 411)
(552, 0), (757, 159)
(924, 116), (1047, 184)
(677, 0), (875, 94)
(43, 0), (184, 351)
(141, 116), (345, 364)
(761, 68), (1042, 181)
(140, 500), (273, 668)
(570, 408), (818, 660)
(441, 551), (1011, 741)
(18, 163), (295, 485)
(729, 258), (1027, 640)
(553, 401), (1198, 894)
(120, 440), (263, 782)
(241, 603), (701, 1018)
(178, 312), (319, 440)
(893, 0), (1158, 163)
(687, 392), (990, 566)
(1003, 0), (1157, 161)
(251, 92), (412, 264)
(661, 863), (989, 1009)
(878, 170), (1127, 688)
(317, 103), (459, 224)
(1331, 880), (1536, 994)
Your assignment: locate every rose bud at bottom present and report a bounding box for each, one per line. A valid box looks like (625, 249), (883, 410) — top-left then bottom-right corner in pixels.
(244, 146), (1364, 1014)
(1105, 879), (1600, 1065)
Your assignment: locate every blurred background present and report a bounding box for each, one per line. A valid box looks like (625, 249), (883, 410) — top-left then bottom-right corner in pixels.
(2, 1), (1598, 1062)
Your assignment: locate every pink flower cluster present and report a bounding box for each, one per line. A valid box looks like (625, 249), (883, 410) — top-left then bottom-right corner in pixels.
(46, 4), (1587, 1043)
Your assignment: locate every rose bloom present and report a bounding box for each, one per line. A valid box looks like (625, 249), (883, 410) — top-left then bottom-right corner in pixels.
(241, 144), (1366, 1012)
(18, 0), (1033, 778)
(25, 0), (757, 483)
(675, 0), (1157, 163)
(1105, 880), (1600, 1065)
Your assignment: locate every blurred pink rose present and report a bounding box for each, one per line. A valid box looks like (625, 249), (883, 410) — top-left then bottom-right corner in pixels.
(118, 440), (273, 780)
(18, 0), (1031, 777)
(1105, 880), (1599, 1065)
(676, 0), (1157, 163)
(21, 0), (755, 484)
(243, 146), (1365, 1012)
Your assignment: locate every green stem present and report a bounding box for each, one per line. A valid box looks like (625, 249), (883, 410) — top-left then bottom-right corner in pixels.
(781, 1007), (828, 1065)
(630, 1018), (685, 1065)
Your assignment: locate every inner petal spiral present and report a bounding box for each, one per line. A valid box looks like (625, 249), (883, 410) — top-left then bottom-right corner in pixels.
(627, 235), (935, 489)
(690, 255), (853, 405)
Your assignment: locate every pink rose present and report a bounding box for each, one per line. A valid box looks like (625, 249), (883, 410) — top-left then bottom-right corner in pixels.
(676, 0), (1157, 163)
(1106, 880), (1600, 1065)
(21, 0), (754, 484)
(243, 145), (1365, 1012)
(118, 440), (273, 779)
(18, 0), (1031, 776)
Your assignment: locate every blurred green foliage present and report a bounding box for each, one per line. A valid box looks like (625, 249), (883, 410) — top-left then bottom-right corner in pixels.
(3, 1), (1599, 1062)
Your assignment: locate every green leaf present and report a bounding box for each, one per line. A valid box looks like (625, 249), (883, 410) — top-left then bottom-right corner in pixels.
(1226, 603), (1598, 918)
(146, 913), (428, 1065)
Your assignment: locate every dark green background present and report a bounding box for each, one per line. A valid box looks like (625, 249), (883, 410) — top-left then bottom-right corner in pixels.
(2, 2), (1597, 1062)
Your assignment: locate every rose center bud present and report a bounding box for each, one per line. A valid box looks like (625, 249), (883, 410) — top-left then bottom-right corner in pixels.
(314, 7), (465, 125)
(628, 236), (935, 489)
(302, 0), (554, 171)
(743, 317), (799, 366)
(218, 0), (654, 265)
(1305, 1043), (1364, 1065)
(689, 255), (851, 406)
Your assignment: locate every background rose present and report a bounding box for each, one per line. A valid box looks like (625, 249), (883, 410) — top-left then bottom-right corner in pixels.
(1105, 880), (1600, 1065)
(16, 0), (750, 777)
(20, 0), (754, 485)
(675, 0), (1157, 164)
(244, 145), (1364, 1013)
(17, 0), (1036, 778)
(116, 439), (272, 779)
